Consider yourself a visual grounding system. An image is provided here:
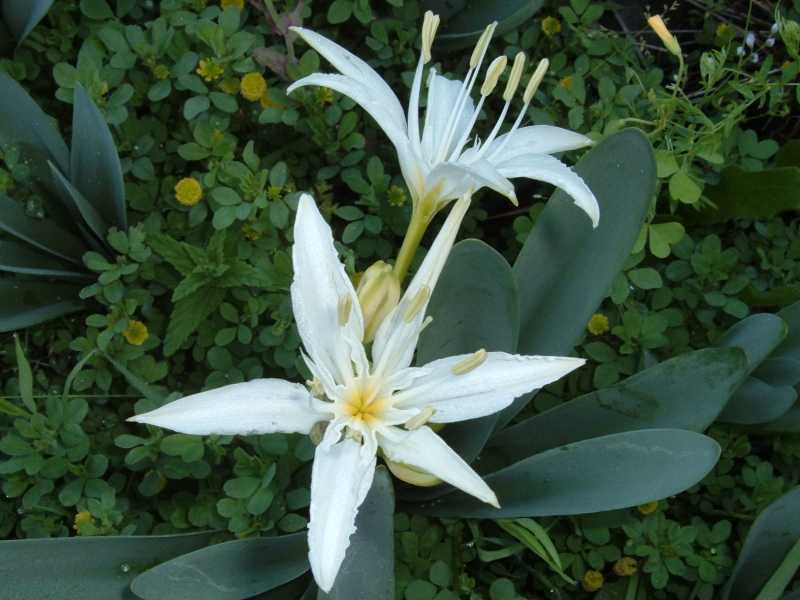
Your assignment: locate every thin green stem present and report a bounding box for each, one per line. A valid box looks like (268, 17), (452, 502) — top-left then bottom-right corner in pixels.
(392, 205), (433, 285)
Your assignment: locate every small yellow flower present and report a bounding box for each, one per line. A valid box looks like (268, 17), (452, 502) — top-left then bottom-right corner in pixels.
(387, 185), (407, 207)
(175, 177), (203, 206)
(613, 557), (638, 577)
(220, 77), (240, 95)
(73, 511), (93, 531)
(638, 500), (659, 515)
(221, 0), (244, 8)
(587, 313), (609, 335)
(197, 58), (224, 82)
(542, 16), (562, 37)
(559, 75), (574, 91)
(241, 72), (267, 102)
(123, 320), (149, 346)
(317, 88), (335, 104)
(715, 23), (733, 43)
(267, 185), (283, 201)
(582, 570), (604, 592)
(647, 15), (682, 57)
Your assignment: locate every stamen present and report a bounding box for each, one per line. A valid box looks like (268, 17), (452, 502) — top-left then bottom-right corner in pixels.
(523, 58), (549, 104)
(309, 421), (329, 445)
(480, 56), (508, 96)
(306, 378), (325, 398)
(420, 315), (434, 332)
(503, 52), (526, 102)
(404, 406), (436, 431)
(470, 22), (497, 68)
(337, 295), (352, 326)
(403, 286), (431, 322)
(452, 349), (488, 375)
(345, 427), (363, 443)
(421, 11), (440, 64)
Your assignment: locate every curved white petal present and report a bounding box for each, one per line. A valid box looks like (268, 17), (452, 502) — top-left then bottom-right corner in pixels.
(427, 160), (516, 207)
(486, 125), (593, 164)
(127, 379), (329, 435)
(289, 27), (407, 132)
(497, 154), (600, 228)
(378, 426), (498, 507)
(421, 72), (475, 165)
(372, 194), (471, 376)
(308, 429), (376, 593)
(392, 352), (585, 423)
(292, 194), (368, 385)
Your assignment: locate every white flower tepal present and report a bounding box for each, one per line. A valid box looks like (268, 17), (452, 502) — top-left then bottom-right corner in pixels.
(128, 193), (585, 592)
(287, 12), (600, 227)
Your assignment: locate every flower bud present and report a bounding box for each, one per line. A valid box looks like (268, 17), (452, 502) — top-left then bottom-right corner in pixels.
(357, 261), (401, 342)
(647, 15), (682, 57)
(385, 458), (443, 487)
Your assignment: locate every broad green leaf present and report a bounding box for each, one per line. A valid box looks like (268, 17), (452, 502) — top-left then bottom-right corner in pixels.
(0, 279), (84, 332)
(722, 487), (800, 600)
(506, 129), (655, 426)
(0, 72), (69, 179)
(1, 0), (55, 43)
(319, 467), (394, 600)
(0, 239), (88, 279)
(147, 232), (204, 276)
(715, 314), (787, 369)
(0, 194), (86, 264)
(131, 533), (308, 600)
(0, 531), (216, 599)
(753, 357), (800, 387)
(771, 300), (800, 362)
(164, 287), (226, 356)
(487, 348), (746, 464)
(104, 354), (166, 403)
(700, 166), (800, 222)
(417, 429), (719, 518)
(49, 162), (109, 244)
(71, 83), (127, 229)
(717, 377), (796, 425)
(423, 0), (545, 50)
(13, 334), (35, 412)
(413, 239), (518, 470)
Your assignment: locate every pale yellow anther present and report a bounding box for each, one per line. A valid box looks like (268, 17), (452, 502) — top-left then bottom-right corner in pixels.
(306, 378), (325, 398)
(647, 15), (682, 57)
(404, 406), (436, 431)
(421, 11), (440, 64)
(469, 22), (498, 68)
(337, 295), (352, 326)
(503, 52), (526, 101)
(480, 55), (507, 96)
(403, 285), (431, 323)
(452, 348), (488, 375)
(420, 315), (434, 332)
(523, 58), (549, 104)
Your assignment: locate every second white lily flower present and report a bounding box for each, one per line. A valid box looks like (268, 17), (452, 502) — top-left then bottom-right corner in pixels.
(288, 12), (600, 226)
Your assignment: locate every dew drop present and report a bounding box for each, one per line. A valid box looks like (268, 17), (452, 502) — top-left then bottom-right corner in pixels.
(120, 563), (131, 573)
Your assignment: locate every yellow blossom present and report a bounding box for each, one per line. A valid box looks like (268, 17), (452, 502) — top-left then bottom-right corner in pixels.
(197, 58), (224, 82)
(123, 320), (149, 346)
(613, 557), (638, 577)
(559, 75), (573, 90)
(638, 500), (659, 515)
(387, 184), (407, 207)
(542, 16), (562, 37)
(73, 511), (93, 531)
(175, 177), (203, 206)
(587, 313), (609, 335)
(241, 72), (267, 102)
(647, 15), (682, 57)
(221, 0), (244, 8)
(220, 77), (240, 95)
(582, 570), (604, 592)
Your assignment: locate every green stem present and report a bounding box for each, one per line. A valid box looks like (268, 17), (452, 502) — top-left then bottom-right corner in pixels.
(392, 206), (432, 285)
(755, 536), (800, 600)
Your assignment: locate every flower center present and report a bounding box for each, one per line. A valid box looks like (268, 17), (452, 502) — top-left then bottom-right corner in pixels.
(341, 382), (389, 427)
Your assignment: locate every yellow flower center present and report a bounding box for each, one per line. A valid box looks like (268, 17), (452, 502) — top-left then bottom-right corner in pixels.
(542, 16), (562, 37)
(587, 313), (609, 335)
(175, 177), (203, 206)
(123, 320), (149, 346)
(582, 570), (604, 592)
(241, 72), (267, 102)
(341, 383), (389, 427)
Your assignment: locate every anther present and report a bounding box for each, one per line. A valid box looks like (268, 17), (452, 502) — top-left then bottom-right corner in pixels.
(309, 421), (329, 445)
(337, 295), (352, 326)
(480, 55), (507, 96)
(404, 406), (436, 431)
(452, 349), (488, 375)
(306, 378), (325, 398)
(470, 22), (498, 68)
(403, 286), (430, 322)
(503, 52), (526, 101)
(421, 11), (440, 64)
(523, 58), (549, 104)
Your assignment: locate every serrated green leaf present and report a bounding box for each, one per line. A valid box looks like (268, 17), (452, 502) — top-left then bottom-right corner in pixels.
(147, 233), (204, 275)
(164, 287), (226, 356)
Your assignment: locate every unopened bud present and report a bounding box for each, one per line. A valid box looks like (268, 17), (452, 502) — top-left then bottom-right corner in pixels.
(385, 457), (443, 487)
(647, 15), (682, 57)
(356, 261), (401, 342)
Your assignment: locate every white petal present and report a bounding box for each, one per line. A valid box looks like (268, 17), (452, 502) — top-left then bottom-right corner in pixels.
(487, 125), (593, 164)
(372, 194), (471, 376)
(308, 429), (376, 593)
(378, 426), (498, 507)
(421, 72), (475, 164)
(392, 352), (585, 422)
(426, 159), (515, 207)
(497, 154), (600, 228)
(292, 194), (368, 385)
(289, 27), (407, 135)
(127, 379), (329, 435)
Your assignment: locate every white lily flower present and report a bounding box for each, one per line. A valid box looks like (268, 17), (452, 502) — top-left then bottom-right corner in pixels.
(128, 193), (585, 592)
(287, 12), (600, 227)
